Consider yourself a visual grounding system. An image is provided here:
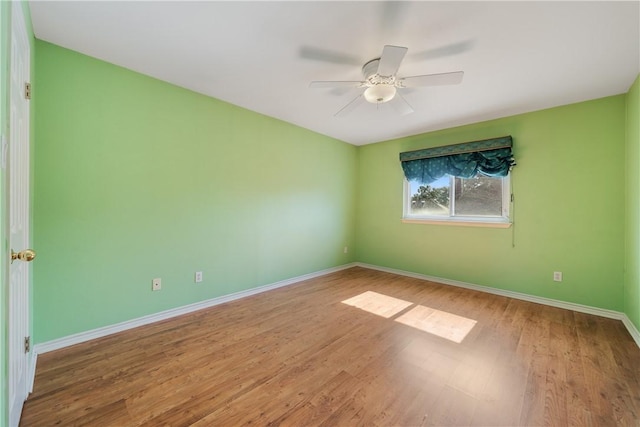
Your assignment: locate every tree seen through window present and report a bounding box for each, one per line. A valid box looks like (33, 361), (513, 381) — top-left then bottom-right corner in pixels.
(408, 174), (504, 217)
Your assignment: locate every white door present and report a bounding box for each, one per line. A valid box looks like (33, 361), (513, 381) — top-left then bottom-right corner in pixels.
(8, 3), (32, 427)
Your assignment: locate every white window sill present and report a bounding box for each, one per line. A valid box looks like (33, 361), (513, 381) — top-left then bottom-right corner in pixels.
(402, 218), (512, 228)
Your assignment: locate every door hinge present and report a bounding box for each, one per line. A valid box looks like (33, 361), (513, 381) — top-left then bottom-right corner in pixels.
(24, 336), (31, 353)
(24, 82), (31, 100)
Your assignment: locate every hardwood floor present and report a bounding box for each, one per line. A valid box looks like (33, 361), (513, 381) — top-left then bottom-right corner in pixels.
(21, 267), (640, 426)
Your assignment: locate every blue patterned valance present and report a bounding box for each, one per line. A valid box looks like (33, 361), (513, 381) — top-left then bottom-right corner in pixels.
(399, 136), (515, 184)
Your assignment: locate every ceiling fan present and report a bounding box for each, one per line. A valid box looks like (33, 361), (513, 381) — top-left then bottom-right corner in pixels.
(309, 45), (464, 117)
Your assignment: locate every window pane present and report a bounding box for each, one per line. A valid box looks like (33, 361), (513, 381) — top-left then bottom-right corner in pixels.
(409, 178), (450, 216)
(453, 175), (502, 216)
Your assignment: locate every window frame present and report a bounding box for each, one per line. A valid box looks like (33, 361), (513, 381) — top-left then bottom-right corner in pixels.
(402, 174), (512, 228)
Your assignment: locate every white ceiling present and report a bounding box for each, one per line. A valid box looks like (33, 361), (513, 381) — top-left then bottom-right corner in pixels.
(29, 1), (640, 146)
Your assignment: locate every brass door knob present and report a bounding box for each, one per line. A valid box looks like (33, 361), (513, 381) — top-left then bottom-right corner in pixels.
(11, 249), (36, 263)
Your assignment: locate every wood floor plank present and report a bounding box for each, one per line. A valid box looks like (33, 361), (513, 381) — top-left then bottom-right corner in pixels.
(424, 385), (477, 426)
(543, 321), (569, 426)
(556, 319), (595, 426)
(20, 267), (640, 426)
(470, 301), (530, 426)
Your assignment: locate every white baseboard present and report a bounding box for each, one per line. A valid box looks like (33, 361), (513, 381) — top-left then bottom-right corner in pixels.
(621, 315), (640, 348)
(27, 261), (640, 396)
(354, 262), (640, 349)
(34, 262), (357, 355)
(33, 260), (640, 357)
(27, 351), (37, 394)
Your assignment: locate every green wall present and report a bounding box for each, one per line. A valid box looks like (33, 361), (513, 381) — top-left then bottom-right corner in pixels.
(33, 41), (357, 343)
(355, 96), (626, 311)
(31, 38), (638, 346)
(625, 74), (640, 329)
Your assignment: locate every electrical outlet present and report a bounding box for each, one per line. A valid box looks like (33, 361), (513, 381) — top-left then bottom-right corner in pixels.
(553, 272), (563, 282)
(195, 271), (203, 283)
(343, 246), (348, 254)
(152, 278), (161, 291)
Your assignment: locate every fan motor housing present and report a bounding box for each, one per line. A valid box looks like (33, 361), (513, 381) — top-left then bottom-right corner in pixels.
(362, 59), (380, 79)
(362, 58), (397, 87)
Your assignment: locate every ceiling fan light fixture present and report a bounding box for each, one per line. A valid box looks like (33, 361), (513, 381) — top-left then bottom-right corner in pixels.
(364, 84), (396, 104)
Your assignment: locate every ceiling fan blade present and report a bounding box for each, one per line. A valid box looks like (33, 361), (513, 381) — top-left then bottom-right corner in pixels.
(390, 92), (414, 115)
(398, 71), (464, 88)
(299, 46), (362, 66)
(309, 81), (366, 89)
(377, 45), (408, 77)
(335, 94), (365, 117)
(411, 40), (475, 61)
(329, 87), (354, 97)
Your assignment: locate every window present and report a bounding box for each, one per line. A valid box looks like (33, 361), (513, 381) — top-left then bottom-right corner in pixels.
(403, 173), (511, 226)
(399, 136), (515, 227)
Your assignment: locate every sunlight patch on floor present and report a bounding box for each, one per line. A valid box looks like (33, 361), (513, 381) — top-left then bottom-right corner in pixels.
(341, 291), (413, 318)
(342, 291), (477, 343)
(395, 305), (477, 343)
